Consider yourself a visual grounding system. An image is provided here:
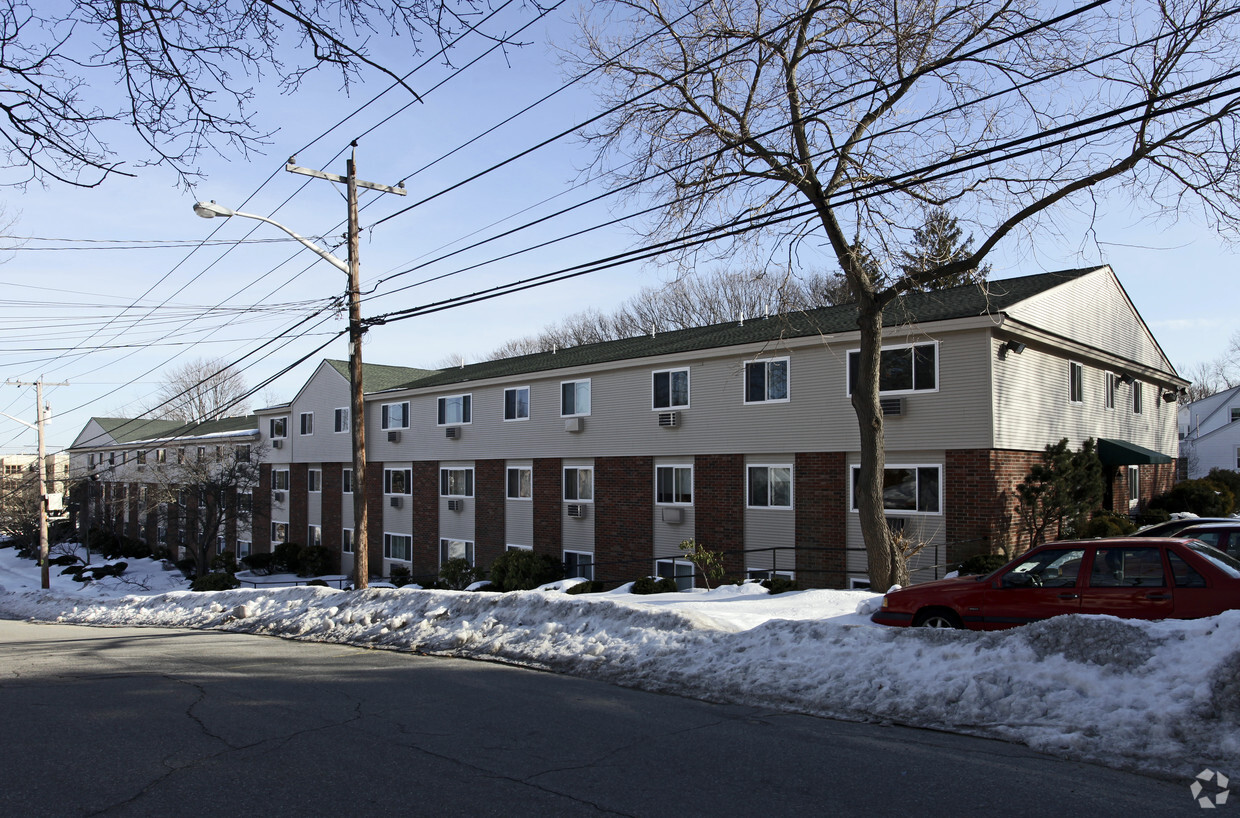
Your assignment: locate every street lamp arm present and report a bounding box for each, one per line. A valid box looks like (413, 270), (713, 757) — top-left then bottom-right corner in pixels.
(192, 201), (349, 273)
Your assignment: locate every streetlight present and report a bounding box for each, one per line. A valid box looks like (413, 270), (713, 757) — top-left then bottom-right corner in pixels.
(193, 200), (371, 590)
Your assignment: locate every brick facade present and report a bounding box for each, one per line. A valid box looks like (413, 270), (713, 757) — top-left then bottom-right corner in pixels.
(365, 461), (385, 578)
(289, 463), (309, 547)
(794, 452), (847, 588)
(945, 449), (1042, 560)
(322, 463), (343, 555)
(595, 456), (654, 583)
(532, 458), (562, 558)
(474, 459), (506, 570)
(254, 464), (272, 555)
(695, 454), (745, 580)
(412, 460), (438, 579)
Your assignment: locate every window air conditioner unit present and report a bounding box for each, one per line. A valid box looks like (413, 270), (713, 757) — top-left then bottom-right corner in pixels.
(444, 427), (460, 440)
(447, 498), (464, 512)
(567, 503), (587, 519)
(661, 507), (684, 523)
(272, 491), (285, 502)
(388, 430), (402, 443)
(880, 397), (903, 416)
(658, 411), (680, 428)
(271, 439), (283, 449)
(564, 417), (582, 433)
(389, 496), (403, 509)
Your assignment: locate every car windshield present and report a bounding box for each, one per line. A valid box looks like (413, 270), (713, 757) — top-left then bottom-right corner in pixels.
(1186, 541), (1240, 579)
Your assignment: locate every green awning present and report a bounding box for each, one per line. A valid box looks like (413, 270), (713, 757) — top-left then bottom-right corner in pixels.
(1097, 438), (1173, 466)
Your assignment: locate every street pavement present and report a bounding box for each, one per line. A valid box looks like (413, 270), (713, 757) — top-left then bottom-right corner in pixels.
(0, 618), (1194, 816)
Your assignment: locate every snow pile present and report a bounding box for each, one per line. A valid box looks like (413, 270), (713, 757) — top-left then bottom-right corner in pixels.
(1, 545), (1238, 777)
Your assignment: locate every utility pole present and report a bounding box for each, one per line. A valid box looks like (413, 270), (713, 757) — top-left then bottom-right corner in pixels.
(286, 144), (405, 590)
(4, 377), (69, 589)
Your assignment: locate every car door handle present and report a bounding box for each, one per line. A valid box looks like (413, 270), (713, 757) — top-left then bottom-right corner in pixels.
(1058, 593), (1079, 600)
(1145, 593), (1172, 600)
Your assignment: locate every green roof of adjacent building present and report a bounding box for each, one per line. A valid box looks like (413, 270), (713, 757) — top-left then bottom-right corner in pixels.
(324, 360), (437, 392)
(88, 415), (259, 445)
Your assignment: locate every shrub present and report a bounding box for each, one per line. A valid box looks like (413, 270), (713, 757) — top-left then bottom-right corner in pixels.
(191, 572), (240, 592)
(389, 564), (413, 587)
(1150, 479), (1236, 518)
(1206, 469), (1240, 513)
(306, 579), (329, 587)
(440, 557), (482, 590)
(956, 553), (1010, 576)
(272, 541), (302, 573)
(241, 553), (274, 575)
(1081, 511), (1137, 538)
(211, 550), (238, 573)
(175, 558), (198, 579)
(297, 545), (333, 577)
(489, 549), (563, 592)
(631, 576), (678, 595)
(762, 576), (798, 594)
(119, 538), (152, 560)
(565, 580), (604, 595)
(49, 554), (82, 567)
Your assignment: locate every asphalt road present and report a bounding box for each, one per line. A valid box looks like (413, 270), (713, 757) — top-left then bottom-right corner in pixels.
(0, 618), (1196, 816)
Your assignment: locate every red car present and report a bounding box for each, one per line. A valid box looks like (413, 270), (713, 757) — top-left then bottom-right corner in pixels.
(871, 537), (1240, 630)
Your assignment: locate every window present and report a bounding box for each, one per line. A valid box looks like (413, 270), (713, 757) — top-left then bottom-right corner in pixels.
(236, 444), (250, 462)
(652, 368), (690, 409)
(307, 525), (322, 547)
(1132, 380), (1143, 414)
(747, 465), (792, 508)
(657, 558), (694, 591)
(506, 544), (532, 552)
(564, 550), (594, 580)
(1168, 552), (1206, 588)
(1089, 547), (1165, 588)
(238, 492), (252, 513)
(300, 412), (314, 435)
(236, 540), (252, 559)
(1069, 361), (1083, 403)
(847, 343), (937, 395)
(108, 451), (115, 465)
(177, 448), (186, 464)
(384, 468), (411, 495)
(1232, 407), (1240, 424)
(273, 469), (290, 491)
(155, 448), (166, 464)
(1128, 465), (1140, 507)
(656, 465), (693, 505)
(507, 466), (532, 500)
(343, 469), (353, 493)
(1104, 372), (1116, 410)
(747, 568), (796, 582)
(197, 446), (207, 462)
(381, 401), (410, 430)
(437, 394), (472, 426)
(342, 528), (354, 554)
(851, 465), (941, 514)
(334, 407), (349, 433)
(561, 380), (591, 416)
(440, 538), (474, 566)
(135, 450), (146, 465)
(440, 467), (475, 497)
(1006, 547), (1086, 588)
(384, 533), (412, 562)
(744, 358), (789, 403)
(308, 469), (322, 492)
(504, 387), (530, 421)
(270, 417), (288, 438)
(564, 467), (594, 502)
(155, 526), (166, 545)
(272, 522), (288, 543)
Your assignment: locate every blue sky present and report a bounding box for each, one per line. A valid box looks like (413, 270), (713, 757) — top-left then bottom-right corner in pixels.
(0, 5), (1235, 452)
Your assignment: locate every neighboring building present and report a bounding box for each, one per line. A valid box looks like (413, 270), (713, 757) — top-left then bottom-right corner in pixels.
(70, 266), (1185, 588)
(1178, 384), (1240, 479)
(0, 453), (70, 513)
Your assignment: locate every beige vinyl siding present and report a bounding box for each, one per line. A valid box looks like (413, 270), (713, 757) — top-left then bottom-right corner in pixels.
(743, 454), (795, 569)
(380, 461), (413, 536)
(286, 362), (354, 464)
(653, 456), (695, 559)
(438, 460), (475, 542)
(845, 450), (948, 584)
(561, 457), (594, 554)
(504, 459), (534, 547)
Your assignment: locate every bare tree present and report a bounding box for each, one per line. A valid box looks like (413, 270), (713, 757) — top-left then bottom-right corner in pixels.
(0, 1), (539, 188)
(571, 0), (1240, 589)
(146, 358), (249, 421)
(1179, 329), (1240, 402)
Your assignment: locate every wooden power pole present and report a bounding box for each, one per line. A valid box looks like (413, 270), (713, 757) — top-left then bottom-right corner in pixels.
(4, 377), (69, 589)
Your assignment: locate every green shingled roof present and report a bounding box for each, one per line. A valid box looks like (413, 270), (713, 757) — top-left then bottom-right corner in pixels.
(89, 415), (258, 445)
(393, 268), (1100, 391)
(324, 360), (436, 392)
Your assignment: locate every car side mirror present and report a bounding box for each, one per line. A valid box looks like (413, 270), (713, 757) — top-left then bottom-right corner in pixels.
(1002, 572), (1035, 589)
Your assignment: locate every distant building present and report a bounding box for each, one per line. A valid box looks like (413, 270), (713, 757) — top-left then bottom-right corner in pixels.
(1178, 384), (1240, 479)
(0, 452), (70, 513)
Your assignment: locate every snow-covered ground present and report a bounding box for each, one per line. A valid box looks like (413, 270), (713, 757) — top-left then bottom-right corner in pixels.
(1, 542), (1238, 779)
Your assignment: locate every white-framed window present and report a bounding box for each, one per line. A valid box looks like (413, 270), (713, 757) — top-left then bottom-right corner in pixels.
(1132, 380), (1143, 414)
(440, 467), (475, 497)
(744, 358), (789, 403)
(135, 450), (146, 465)
(334, 407), (349, 433)
(236, 444), (251, 462)
(652, 368), (690, 409)
(384, 468), (411, 495)
(238, 491), (252, 513)
(343, 469), (353, 494)
(273, 469), (290, 491)
(657, 558), (694, 591)
(381, 401), (410, 430)
(847, 343), (937, 395)
(1069, 361), (1084, 403)
(384, 533), (412, 562)
(848, 577), (872, 590)
(272, 522), (288, 543)
(270, 417), (288, 439)
(747, 568), (795, 582)
(1104, 372), (1116, 410)
(300, 412), (314, 435)
(307, 525), (322, 547)
(437, 394), (472, 425)
(308, 469), (322, 492)
(342, 528), (354, 554)
(155, 448), (166, 464)
(157, 526), (167, 545)
(440, 538), (475, 566)
(506, 543), (533, 552)
(564, 550), (594, 580)
(655, 465), (693, 505)
(850, 465), (942, 514)
(507, 466), (532, 500)
(177, 448), (186, 465)
(504, 386), (530, 421)
(236, 540), (252, 559)
(564, 467), (594, 502)
(747, 465), (792, 508)
(561, 379), (591, 417)
(1128, 465), (1140, 507)
(1231, 407), (1240, 424)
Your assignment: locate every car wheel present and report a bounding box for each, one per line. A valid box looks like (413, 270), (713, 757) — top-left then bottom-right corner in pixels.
(913, 609), (963, 629)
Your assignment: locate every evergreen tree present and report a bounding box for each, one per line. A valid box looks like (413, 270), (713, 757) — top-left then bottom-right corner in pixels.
(897, 208), (992, 290)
